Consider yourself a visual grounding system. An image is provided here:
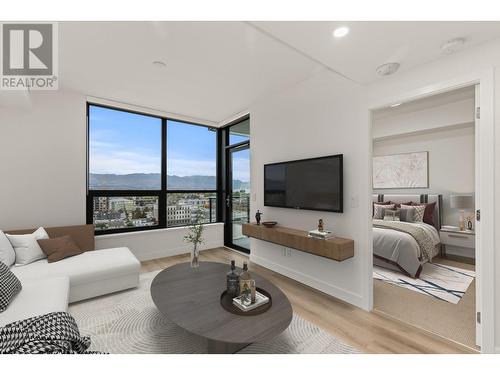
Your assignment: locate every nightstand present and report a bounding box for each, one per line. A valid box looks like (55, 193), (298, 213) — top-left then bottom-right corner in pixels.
(439, 228), (475, 258)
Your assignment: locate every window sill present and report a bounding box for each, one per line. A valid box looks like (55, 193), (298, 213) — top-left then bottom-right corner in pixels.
(94, 222), (223, 239)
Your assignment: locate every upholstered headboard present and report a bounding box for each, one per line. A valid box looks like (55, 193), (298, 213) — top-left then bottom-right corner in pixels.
(372, 194), (442, 231)
(5, 224), (95, 251)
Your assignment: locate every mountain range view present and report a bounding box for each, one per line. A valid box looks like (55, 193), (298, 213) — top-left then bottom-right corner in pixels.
(89, 173), (250, 190)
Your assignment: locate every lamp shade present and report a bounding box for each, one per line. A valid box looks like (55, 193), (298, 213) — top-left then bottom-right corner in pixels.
(450, 195), (473, 209)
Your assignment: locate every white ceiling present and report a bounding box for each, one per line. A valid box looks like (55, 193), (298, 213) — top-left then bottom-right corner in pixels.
(251, 21), (500, 84)
(57, 21), (500, 123)
(59, 22), (319, 123)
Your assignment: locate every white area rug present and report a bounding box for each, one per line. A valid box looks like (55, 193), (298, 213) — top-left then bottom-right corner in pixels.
(69, 271), (359, 354)
(373, 263), (475, 304)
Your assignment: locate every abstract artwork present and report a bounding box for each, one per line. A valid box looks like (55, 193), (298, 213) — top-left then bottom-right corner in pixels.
(373, 151), (428, 189)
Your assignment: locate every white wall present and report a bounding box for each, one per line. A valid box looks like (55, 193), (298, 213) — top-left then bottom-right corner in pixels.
(249, 70), (371, 309)
(0, 89), (223, 261)
(373, 124), (475, 227)
(96, 223), (223, 261)
(365, 39), (500, 353)
(0, 90), (86, 229)
(372, 97), (474, 140)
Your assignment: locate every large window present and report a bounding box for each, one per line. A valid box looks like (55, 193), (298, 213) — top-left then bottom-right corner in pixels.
(89, 105), (162, 190)
(87, 104), (219, 234)
(167, 120), (217, 190)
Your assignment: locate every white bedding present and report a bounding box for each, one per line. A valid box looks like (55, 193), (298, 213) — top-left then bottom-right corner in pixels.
(373, 220), (440, 277)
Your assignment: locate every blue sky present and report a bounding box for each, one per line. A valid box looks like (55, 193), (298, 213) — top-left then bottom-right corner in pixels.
(89, 105), (249, 181)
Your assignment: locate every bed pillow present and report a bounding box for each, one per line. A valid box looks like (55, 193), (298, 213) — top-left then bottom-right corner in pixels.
(372, 201), (391, 216)
(6, 227), (49, 266)
(37, 235), (84, 263)
(394, 201), (413, 208)
(401, 204), (425, 222)
(412, 202), (436, 226)
(373, 203), (395, 219)
(383, 209), (400, 221)
(0, 231), (16, 267)
(0, 261), (22, 312)
(399, 207), (416, 222)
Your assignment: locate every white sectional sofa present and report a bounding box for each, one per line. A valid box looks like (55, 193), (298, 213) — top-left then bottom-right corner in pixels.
(0, 224), (140, 327)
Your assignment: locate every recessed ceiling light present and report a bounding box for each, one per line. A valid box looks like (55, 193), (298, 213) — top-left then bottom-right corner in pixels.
(333, 27), (349, 38)
(152, 60), (166, 68)
(390, 103), (402, 108)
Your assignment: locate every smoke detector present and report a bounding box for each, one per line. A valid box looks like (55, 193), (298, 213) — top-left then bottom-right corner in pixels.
(152, 60), (167, 68)
(440, 38), (466, 55)
(376, 62), (400, 76)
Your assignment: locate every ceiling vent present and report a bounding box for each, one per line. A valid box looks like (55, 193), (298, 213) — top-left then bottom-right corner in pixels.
(440, 38), (466, 55)
(376, 62), (400, 76)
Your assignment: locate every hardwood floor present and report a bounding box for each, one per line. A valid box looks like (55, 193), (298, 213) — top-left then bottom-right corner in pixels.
(141, 247), (477, 354)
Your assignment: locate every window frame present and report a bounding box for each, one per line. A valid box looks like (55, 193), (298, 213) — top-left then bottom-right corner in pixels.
(86, 102), (221, 235)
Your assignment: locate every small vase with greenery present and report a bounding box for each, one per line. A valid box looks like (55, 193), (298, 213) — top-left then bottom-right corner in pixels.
(184, 209), (205, 268)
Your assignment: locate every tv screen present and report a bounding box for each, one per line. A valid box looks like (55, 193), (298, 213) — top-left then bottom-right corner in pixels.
(264, 154), (343, 212)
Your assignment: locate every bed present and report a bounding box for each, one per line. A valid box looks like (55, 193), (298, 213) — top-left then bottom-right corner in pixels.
(372, 194), (442, 278)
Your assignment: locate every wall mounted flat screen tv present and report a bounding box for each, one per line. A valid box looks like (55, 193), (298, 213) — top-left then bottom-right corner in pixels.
(264, 154), (343, 213)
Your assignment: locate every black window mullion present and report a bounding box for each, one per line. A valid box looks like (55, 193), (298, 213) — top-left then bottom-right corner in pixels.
(159, 118), (167, 228)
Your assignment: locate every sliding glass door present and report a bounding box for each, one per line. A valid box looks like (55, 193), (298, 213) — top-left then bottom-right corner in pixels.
(223, 116), (250, 253)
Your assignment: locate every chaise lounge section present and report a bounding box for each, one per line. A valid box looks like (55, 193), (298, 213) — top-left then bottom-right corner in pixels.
(0, 224), (140, 327)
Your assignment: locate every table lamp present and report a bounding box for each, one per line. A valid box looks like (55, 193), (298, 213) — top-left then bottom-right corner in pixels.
(450, 195), (473, 231)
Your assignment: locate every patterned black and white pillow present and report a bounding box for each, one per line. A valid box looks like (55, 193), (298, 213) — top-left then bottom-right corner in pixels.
(0, 261), (22, 312)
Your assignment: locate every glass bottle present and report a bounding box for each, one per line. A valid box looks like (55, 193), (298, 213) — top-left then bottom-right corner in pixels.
(239, 262), (256, 304)
(226, 260), (240, 297)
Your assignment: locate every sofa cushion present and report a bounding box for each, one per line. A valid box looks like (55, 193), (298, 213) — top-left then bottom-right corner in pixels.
(0, 231), (16, 267)
(0, 276), (69, 327)
(37, 235), (84, 263)
(0, 262), (22, 312)
(6, 227), (49, 266)
(11, 247), (140, 302)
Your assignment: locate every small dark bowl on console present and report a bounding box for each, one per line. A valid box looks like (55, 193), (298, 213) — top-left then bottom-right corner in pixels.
(262, 221), (277, 228)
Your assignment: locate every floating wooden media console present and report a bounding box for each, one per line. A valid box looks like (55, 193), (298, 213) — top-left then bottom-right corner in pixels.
(242, 223), (354, 261)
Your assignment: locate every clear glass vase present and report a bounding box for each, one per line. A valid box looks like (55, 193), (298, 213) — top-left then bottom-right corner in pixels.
(191, 244), (199, 268)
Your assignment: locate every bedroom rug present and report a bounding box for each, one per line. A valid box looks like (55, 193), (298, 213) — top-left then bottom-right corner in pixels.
(69, 271), (359, 354)
(373, 263), (475, 304)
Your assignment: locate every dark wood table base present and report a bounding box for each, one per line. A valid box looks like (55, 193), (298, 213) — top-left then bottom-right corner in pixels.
(207, 339), (250, 354)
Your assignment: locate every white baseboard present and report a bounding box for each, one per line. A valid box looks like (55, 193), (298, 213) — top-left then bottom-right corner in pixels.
(250, 254), (365, 309)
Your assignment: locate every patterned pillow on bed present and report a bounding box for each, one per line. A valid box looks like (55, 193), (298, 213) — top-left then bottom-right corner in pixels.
(401, 204), (425, 222)
(399, 207), (416, 222)
(373, 203), (395, 219)
(383, 209), (400, 221)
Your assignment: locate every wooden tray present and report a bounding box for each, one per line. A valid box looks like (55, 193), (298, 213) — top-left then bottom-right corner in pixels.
(220, 287), (272, 316)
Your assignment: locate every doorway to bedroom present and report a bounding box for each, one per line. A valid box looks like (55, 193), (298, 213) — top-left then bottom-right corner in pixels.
(370, 85), (479, 350)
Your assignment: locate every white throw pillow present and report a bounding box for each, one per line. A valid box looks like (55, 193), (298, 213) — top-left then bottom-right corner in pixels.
(0, 230), (16, 267)
(6, 227), (49, 266)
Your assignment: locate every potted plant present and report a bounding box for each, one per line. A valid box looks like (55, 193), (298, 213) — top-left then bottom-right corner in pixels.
(184, 209), (205, 268)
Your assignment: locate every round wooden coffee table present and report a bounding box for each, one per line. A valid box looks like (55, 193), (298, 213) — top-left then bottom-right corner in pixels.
(150, 261), (293, 353)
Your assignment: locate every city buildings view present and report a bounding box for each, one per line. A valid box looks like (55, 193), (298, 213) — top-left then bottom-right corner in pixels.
(91, 173), (250, 231)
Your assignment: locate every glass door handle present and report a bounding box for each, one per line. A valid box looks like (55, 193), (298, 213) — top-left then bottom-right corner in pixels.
(226, 196), (231, 207)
